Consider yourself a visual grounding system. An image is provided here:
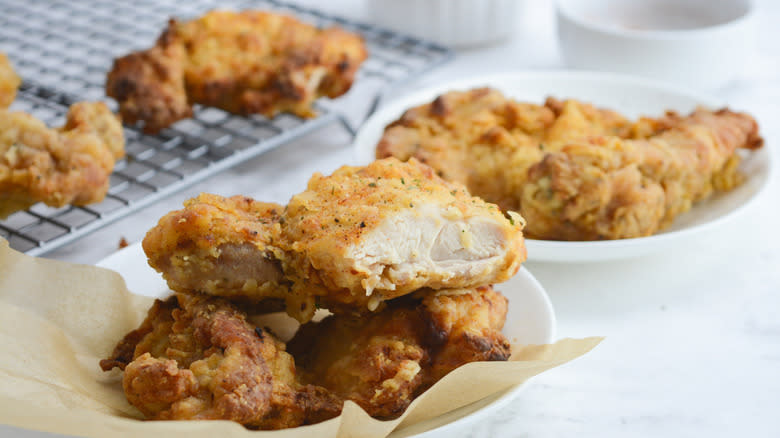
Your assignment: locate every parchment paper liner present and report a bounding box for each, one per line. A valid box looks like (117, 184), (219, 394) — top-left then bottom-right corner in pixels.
(0, 239), (601, 437)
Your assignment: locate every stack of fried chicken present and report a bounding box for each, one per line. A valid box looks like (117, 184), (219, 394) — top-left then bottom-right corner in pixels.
(377, 88), (763, 240)
(0, 53), (125, 219)
(100, 158), (527, 428)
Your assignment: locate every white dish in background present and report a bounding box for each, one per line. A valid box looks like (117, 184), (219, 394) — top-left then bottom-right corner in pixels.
(353, 71), (772, 263)
(97, 241), (556, 438)
(367, 0), (519, 48)
(556, 0), (756, 89)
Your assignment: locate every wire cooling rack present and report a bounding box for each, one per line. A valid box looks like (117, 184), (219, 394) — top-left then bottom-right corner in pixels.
(0, 0), (453, 256)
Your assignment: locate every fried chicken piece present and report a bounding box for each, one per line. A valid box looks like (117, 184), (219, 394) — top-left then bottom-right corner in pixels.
(106, 41), (190, 134)
(288, 286), (510, 419)
(99, 297), (179, 372)
(101, 294), (342, 429)
(142, 193), (305, 318)
(0, 53), (21, 109)
(0, 102), (125, 218)
(521, 108), (763, 240)
(107, 10), (368, 133)
(142, 193), (289, 298)
(281, 157), (526, 312)
(377, 89), (765, 240)
(289, 303), (427, 419)
(377, 89), (633, 213)
(420, 286), (510, 385)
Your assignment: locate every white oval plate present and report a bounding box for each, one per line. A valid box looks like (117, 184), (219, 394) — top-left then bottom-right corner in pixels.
(353, 71), (772, 262)
(97, 242), (556, 438)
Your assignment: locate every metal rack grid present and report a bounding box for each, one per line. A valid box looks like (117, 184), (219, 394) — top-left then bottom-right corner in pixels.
(0, 0), (453, 256)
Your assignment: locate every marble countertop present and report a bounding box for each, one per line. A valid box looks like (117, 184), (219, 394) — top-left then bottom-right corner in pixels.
(8, 0), (780, 437)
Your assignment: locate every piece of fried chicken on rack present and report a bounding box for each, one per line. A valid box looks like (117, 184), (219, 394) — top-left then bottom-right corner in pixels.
(100, 294), (342, 429)
(107, 10), (368, 133)
(0, 102), (125, 218)
(0, 53), (21, 109)
(521, 107), (763, 240)
(288, 285), (510, 419)
(280, 157), (526, 314)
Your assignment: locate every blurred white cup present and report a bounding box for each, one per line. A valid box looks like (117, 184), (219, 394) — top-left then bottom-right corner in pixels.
(556, 0), (757, 89)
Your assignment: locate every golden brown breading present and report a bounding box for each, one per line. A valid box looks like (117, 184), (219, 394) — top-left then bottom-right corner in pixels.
(289, 304), (428, 419)
(521, 108), (763, 240)
(376, 89), (633, 213)
(288, 286), (510, 419)
(141, 159), (526, 320)
(420, 286), (510, 385)
(281, 157), (526, 312)
(106, 42), (191, 134)
(101, 294), (342, 429)
(99, 297), (179, 372)
(0, 53), (21, 109)
(542, 96), (633, 143)
(377, 88), (764, 240)
(107, 10), (368, 133)
(103, 287), (510, 426)
(142, 194), (287, 299)
(0, 102), (125, 218)
(142, 193), (312, 319)
(376, 88), (548, 212)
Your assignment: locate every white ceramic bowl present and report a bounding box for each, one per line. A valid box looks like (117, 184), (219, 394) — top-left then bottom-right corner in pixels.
(556, 0), (756, 89)
(367, 0), (518, 48)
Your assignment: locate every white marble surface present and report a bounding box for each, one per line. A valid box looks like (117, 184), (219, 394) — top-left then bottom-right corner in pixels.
(10, 0), (780, 437)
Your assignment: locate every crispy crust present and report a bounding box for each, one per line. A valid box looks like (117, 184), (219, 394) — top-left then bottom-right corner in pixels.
(420, 286), (510, 385)
(521, 108), (763, 240)
(0, 102), (125, 218)
(281, 157), (526, 309)
(289, 304), (428, 419)
(377, 88), (764, 240)
(288, 285), (510, 419)
(102, 294), (342, 429)
(107, 10), (368, 133)
(100, 297), (178, 372)
(142, 159), (526, 319)
(140, 193), (322, 321)
(376, 87), (551, 209)
(105, 40), (191, 134)
(377, 89), (633, 213)
(104, 287), (510, 426)
(142, 193), (286, 298)
(0, 53), (21, 109)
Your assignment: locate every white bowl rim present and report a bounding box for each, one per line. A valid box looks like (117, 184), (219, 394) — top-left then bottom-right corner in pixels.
(556, 0), (756, 40)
